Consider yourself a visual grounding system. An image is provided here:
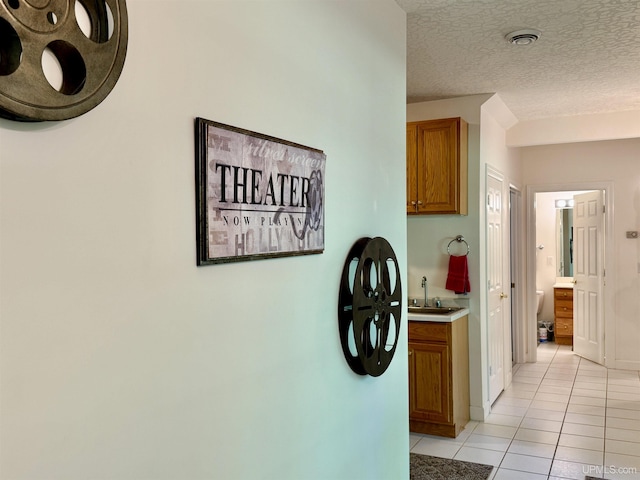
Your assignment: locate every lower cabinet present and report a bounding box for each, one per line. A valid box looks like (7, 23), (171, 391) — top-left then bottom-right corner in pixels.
(408, 317), (469, 438)
(554, 287), (574, 345)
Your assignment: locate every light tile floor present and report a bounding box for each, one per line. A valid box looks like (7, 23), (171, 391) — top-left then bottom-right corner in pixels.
(410, 342), (640, 480)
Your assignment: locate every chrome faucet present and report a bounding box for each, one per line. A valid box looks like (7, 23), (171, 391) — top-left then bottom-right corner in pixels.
(421, 276), (429, 306)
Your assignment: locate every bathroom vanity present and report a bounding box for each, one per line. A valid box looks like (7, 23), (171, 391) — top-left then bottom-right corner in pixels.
(407, 308), (470, 438)
(554, 284), (574, 345)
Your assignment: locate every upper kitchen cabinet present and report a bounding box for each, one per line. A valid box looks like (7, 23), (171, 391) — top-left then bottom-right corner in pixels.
(406, 117), (468, 215)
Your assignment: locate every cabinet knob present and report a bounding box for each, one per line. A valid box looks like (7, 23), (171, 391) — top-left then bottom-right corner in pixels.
(417, 200), (423, 205)
(411, 201), (416, 206)
(409, 350), (413, 356)
(500, 292), (508, 299)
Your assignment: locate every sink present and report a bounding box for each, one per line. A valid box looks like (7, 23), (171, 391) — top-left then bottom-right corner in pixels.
(408, 306), (463, 315)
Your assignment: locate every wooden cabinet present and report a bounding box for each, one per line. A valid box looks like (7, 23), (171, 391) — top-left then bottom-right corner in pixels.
(406, 117), (468, 215)
(408, 317), (469, 437)
(554, 287), (574, 345)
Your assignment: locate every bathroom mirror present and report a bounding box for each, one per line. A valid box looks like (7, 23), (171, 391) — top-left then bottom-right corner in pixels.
(556, 208), (573, 277)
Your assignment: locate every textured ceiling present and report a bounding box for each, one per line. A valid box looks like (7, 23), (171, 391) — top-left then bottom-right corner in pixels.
(395, 0), (640, 120)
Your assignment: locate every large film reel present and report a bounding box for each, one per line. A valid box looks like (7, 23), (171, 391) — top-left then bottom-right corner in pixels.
(0, 0), (128, 121)
(338, 237), (402, 377)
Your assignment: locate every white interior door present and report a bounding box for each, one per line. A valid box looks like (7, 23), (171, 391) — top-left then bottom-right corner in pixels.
(573, 190), (605, 365)
(487, 169), (510, 404)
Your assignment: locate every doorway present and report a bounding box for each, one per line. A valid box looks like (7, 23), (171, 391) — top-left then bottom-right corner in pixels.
(525, 183), (614, 366)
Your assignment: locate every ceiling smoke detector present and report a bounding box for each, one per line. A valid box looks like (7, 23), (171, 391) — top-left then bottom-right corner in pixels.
(505, 29), (541, 45)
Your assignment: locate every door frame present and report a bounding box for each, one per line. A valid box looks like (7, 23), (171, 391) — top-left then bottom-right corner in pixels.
(486, 165), (513, 404)
(525, 182), (614, 365)
(510, 186), (525, 365)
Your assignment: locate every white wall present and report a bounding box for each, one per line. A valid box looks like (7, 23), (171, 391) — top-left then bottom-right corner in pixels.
(480, 96), (520, 186)
(406, 95), (488, 301)
(535, 192), (563, 324)
(407, 97), (484, 420)
(522, 139), (640, 370)
(0, 2), (408, 479)
(479, 95), (521, 386)
(478, 96), (522, 410)
(508, 110), (640, 147)
(407, 94), (521, 420)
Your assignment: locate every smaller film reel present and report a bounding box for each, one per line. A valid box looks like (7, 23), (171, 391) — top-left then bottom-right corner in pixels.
(0, 0), (128, 121)
(338, 237), (402, 377)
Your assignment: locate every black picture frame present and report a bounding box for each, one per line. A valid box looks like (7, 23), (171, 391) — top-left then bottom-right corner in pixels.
(195, 117), (326, 265)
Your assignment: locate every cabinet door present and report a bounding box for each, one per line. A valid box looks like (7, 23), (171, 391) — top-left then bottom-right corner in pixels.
(406, 124), (418, 213)
(409, 341), (451, 424)
(416, 119), (460, 214)
(555, 299), (573, 318)
(555, 289), (573, 318)
(555, 288), (573, 301)
(555, 317), (573, 337)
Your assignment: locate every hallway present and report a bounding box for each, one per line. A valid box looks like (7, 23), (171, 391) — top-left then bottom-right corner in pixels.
(410, 343), (640, 479)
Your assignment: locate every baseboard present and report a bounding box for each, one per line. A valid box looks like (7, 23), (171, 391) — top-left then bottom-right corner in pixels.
(470, 404), (489, 422)
(613, 360), (640, 371)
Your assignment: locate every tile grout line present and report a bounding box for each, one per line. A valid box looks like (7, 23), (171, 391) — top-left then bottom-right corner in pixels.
(412, 344), (640, 477)
(544, 344), (576, 478)
(503, 344), (583, 478)
(602, 360), (609, 471)
(494, 343), (562, 477)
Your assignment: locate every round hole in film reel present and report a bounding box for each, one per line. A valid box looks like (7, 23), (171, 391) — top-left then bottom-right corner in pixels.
(0, 0), (127, 121)
(338, 237), (402, 377)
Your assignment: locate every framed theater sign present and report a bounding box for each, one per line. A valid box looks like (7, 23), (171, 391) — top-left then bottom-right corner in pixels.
(195, 117), (326, 265)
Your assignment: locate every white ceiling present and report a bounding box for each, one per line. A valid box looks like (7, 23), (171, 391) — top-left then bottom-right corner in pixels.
(395, 0), (640, 121)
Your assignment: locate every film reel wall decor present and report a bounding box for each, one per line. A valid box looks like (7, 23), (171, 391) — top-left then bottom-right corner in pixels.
(338, 237), (402, 377)
(0, 0), (128, 121)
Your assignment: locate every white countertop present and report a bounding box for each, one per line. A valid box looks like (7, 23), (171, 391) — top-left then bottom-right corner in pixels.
(554, 277), (574, 288)
(407, 307), (469, 323)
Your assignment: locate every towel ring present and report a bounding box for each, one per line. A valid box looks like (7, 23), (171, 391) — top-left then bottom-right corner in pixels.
(447, 235), (470, 256)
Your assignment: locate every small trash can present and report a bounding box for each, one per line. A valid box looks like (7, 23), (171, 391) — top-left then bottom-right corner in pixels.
(539, 327), (548, 343)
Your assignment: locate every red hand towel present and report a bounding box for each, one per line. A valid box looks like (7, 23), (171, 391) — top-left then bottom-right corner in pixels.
(446, 255), (470, 294)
